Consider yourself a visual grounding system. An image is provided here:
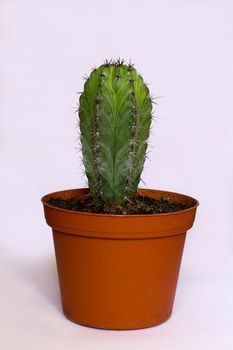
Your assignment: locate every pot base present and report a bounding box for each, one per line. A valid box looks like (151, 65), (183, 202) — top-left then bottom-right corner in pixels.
(64, 312), (172, 330)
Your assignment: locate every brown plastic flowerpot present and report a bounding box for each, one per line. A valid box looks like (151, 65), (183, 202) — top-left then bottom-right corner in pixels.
(41, 188), (198, 330)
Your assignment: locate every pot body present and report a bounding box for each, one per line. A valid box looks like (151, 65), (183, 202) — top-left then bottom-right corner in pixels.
(42, 188), (198, 330)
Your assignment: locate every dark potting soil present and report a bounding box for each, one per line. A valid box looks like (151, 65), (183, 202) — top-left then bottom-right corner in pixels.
(47, 195), (189, 215)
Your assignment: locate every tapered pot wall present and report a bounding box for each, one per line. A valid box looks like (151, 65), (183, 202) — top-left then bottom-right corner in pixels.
(53, 229), (186, 329)
(42, 188), (198, 330)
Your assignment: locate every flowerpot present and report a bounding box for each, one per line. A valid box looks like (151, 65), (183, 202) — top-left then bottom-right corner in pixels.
(41, 188), (198, 330)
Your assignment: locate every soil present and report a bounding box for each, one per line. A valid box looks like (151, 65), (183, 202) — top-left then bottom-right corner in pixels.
(47, 194), (189, 215)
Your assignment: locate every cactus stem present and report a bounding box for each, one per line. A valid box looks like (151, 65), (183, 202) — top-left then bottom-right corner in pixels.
(79, 60), (153, 204)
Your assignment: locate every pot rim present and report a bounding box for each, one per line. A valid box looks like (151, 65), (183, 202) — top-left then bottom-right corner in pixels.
(41, 188), (199, 218)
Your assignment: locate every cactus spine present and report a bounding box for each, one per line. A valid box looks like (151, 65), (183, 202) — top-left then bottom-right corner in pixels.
(78, 59), (153, 204)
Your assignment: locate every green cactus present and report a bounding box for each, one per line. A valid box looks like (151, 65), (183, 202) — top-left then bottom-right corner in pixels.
(78, 59), (153, 205)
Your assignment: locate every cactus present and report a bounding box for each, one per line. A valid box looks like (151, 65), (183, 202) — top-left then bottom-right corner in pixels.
(78, 59), (153, 205)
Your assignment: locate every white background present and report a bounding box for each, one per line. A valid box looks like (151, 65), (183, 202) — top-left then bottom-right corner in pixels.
(1, 0), (233, 349)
